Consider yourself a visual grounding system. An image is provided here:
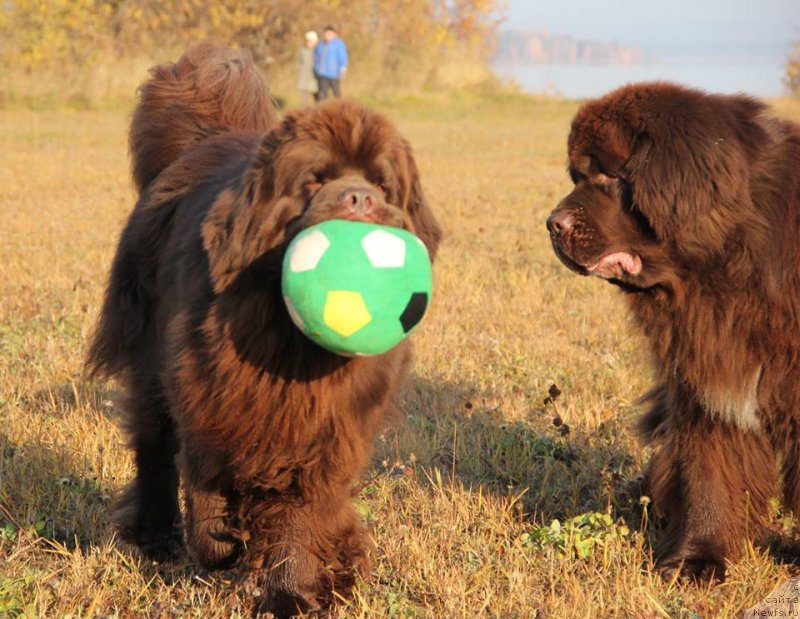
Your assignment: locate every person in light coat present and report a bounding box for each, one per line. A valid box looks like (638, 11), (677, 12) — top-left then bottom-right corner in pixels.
(297, 31), (319, 107)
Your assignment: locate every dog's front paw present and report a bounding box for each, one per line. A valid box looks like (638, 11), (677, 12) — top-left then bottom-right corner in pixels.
(184, 486), (240, 569)
(122, 524), (184, 562)
(256, 588), (320, 618)
(657, 550), (727, 583)
(112, 483), (183, 562)
(239, 570), (322, 619)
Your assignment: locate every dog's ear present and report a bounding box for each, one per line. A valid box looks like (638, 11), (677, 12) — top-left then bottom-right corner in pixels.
(201, 117), (302, 294)
(627, 106), (769, 265)
(400, 142), (442, 261)
(201, 185), (266, 294)
(254, 112), (301, 201)
(586, 145), (628, 179)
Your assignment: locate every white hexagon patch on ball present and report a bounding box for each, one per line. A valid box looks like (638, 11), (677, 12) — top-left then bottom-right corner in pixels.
(361, 229), (406, 268)
(289, 230), (331, 272)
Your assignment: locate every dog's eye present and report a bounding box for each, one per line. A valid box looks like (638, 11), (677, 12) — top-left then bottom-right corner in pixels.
(592, 172), (616, 186)
(618, 178), (635, 210)
(305, 180), (322, 195)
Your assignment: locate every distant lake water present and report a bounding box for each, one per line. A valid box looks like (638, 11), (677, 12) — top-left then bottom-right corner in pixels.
(492, 62), (787, 99)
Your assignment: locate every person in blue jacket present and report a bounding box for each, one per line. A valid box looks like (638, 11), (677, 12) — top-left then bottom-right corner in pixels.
(314, 25), (348, 100)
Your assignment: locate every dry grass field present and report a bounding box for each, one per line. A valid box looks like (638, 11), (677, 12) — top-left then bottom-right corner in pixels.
(2, 94), (800, 618)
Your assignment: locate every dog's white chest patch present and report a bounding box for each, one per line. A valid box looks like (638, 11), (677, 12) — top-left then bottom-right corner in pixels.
(702, 366), (762, 430)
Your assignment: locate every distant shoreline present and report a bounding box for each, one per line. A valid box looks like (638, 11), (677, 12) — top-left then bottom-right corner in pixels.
(492, 61), (787, 98)
(496, 31), (644, 65)
(493, 58), (785, 67)
(495, 29), (788, 69)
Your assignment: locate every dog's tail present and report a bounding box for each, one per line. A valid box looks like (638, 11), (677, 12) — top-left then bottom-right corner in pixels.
(129, 41), (278, 193)
(87, 44), (276, 379)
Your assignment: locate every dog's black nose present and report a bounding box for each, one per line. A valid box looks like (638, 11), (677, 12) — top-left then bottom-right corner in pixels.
(547, 210), (576, 236)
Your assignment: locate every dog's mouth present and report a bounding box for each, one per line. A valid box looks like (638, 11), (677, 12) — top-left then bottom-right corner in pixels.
(587, 251), (642, 280)
(552, 243), (642, 281)
(551, 244), (590, 275)
(301, 201), (406, 229)
(283, 201), (409, 253)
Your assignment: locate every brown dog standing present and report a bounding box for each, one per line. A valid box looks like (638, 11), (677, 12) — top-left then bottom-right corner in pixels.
(88, 43), (441, 616)
(548, 82), (800, 580)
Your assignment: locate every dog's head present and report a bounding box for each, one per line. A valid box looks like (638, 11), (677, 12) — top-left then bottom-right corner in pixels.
(547, 82), (770, 291)
(203, 101), (442, 293)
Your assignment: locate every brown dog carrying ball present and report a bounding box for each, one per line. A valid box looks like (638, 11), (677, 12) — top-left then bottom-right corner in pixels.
(87, 43), (440, 616)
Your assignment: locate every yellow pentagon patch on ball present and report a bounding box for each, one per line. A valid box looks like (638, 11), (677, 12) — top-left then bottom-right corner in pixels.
(323, 291), (372, 337)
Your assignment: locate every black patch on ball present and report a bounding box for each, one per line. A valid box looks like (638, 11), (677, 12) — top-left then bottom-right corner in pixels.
(399, 292), (428, 333)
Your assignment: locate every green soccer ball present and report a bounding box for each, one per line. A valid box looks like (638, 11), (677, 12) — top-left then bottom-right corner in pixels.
(281, 219), (433, 356)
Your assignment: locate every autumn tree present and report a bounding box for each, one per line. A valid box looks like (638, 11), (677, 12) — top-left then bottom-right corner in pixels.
(0, 0), (505, 98)
(0, 0), (116, 69)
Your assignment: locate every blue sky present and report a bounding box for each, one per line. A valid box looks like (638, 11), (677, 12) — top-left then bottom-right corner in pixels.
(502, 0), (799, 62)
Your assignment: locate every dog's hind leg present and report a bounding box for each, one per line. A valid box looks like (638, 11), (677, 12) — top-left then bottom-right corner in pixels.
(113, 373), (182, 560)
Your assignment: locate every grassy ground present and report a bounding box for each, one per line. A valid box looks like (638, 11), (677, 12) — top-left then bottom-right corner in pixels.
(2, 95), (800, 618)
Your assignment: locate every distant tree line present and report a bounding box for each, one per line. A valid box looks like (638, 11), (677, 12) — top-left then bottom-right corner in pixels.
(0, 0), (504, 92)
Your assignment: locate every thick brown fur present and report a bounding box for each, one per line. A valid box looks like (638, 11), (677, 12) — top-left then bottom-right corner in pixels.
(547, 82), (800, 581)
(87, 43), (441, 617)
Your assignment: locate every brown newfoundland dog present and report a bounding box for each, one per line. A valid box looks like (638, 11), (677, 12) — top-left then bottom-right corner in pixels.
(87, 43), (441, 616)
(547, 82), (800, 581)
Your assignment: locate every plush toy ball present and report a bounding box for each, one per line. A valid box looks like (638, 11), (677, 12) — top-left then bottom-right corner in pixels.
(282, 220), (432, 356)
